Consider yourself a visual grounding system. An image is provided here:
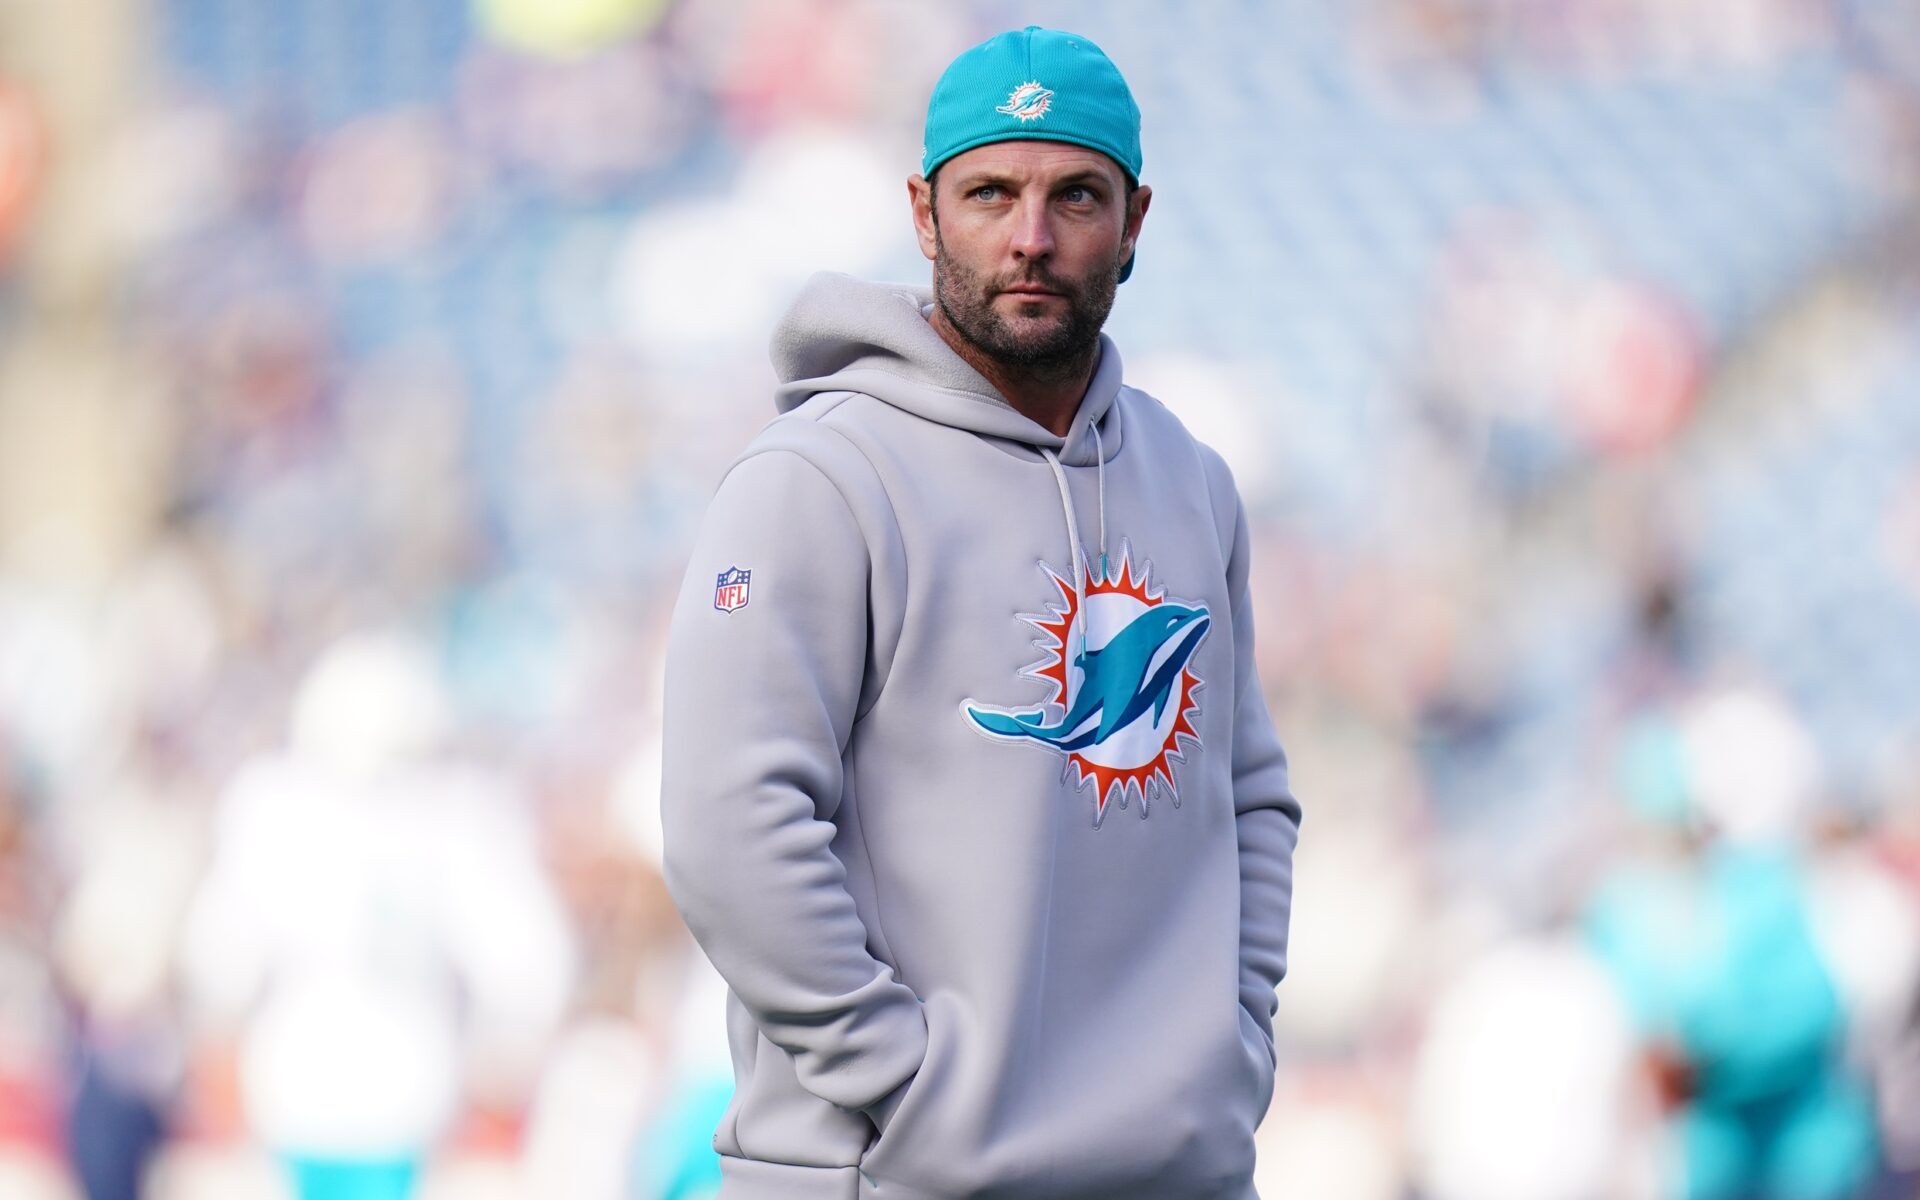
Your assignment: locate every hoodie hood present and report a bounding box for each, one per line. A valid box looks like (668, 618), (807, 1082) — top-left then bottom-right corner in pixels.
(772, 270), (1127, 648)
(770, 270), (1125, 468)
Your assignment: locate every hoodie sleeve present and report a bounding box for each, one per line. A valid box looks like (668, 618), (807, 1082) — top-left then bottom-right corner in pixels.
(659, 444), (928, 1119)
(1220, 472), (1304, 1062)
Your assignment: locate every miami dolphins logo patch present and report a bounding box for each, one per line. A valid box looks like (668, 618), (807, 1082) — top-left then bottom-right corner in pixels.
(962, 539), (1209, 827)
(995, 81), (1053, 122)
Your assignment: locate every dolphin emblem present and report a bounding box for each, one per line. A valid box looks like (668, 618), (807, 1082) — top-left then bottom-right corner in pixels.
(995, 81), (1054, 122)
(966, 604), (1210, 751)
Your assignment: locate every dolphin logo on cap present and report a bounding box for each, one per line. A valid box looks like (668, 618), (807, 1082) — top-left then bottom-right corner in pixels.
(995, 81), (1053, 122)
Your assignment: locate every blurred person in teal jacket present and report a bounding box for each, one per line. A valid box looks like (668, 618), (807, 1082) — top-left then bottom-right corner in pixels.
(1582, 693), (1879, 1200)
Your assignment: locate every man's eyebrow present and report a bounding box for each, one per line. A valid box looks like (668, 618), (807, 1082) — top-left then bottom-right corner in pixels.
(950, 170), (1117, 192)
(951, 171), (1021, 191)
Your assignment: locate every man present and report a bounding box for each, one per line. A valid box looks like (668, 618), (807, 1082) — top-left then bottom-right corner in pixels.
(660, 24), (1302, 1200)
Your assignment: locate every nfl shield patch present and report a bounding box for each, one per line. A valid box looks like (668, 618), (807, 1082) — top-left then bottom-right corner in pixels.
(714, 566), (751, 613)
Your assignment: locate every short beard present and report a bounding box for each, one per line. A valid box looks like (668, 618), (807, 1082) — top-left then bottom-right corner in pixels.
(931, 223), (1120, 385)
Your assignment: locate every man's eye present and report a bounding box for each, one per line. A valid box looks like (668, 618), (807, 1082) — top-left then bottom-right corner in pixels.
(972, 185), (1001, 201)
(1061, 186), (1093, 202)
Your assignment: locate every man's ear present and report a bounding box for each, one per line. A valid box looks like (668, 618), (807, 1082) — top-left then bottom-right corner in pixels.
(1125, 183), (1152, 252)
(909, 174), (939, 261)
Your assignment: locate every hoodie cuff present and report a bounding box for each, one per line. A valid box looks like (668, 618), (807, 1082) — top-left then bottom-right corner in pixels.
(849, 993), (928, 1130)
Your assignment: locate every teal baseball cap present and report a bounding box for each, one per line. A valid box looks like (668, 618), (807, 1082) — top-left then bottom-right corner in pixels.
(922, 25), (1143, 282)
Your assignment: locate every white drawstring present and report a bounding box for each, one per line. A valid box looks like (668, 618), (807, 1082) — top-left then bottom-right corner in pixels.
(1092, 416), (1108, 582)
(1040, 413), (1110, 662)
(1039, 446), (1087, 660)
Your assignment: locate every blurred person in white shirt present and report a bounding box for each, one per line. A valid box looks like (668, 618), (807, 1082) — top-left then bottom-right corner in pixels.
(178, 630), (576, 1200)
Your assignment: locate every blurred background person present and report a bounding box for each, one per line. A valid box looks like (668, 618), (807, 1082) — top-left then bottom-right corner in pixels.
(1581, 688), (1883, 1200)
(50, 719), (198, 1200)
(177, 632), (575, 1200)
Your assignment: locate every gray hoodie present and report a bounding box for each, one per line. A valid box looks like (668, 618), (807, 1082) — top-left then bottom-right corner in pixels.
(660, 271), (1302, 1200)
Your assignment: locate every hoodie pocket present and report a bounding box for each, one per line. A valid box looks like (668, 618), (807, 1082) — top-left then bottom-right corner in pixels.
(856, 993), (960, 1183)
(1235, 1002), (1277, 1125)
(725, 1024), (878, 1171)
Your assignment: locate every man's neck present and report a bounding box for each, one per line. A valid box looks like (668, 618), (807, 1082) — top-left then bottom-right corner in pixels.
(928, 305), (1097, 438)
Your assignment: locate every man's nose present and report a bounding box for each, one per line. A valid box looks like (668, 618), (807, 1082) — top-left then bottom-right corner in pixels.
(1008, 196), (1055, 262)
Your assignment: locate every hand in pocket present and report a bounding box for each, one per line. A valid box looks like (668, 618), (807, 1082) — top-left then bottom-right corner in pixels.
(862, 1070), (916, 1137)
(1237, 1002), (1277, 1123)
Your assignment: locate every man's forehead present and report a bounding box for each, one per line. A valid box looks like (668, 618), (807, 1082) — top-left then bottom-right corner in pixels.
(939, 141), (1128, 187)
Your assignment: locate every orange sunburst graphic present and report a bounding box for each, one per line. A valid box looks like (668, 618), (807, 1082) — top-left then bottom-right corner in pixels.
(961, 539), (1209, 827)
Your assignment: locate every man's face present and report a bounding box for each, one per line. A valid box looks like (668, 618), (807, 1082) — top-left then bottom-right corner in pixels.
(910, 142), (1149, 372)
